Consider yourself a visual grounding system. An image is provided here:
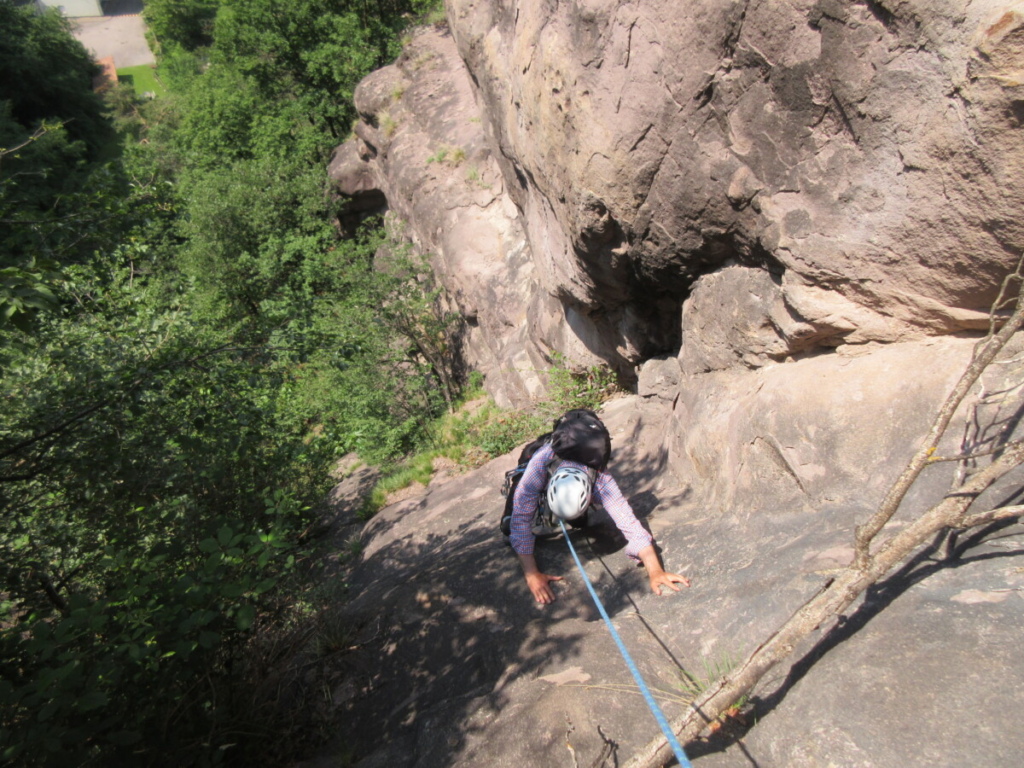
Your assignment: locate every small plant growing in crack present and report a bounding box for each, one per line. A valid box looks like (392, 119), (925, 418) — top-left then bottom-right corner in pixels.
(676, 651), (750, 732)
(379, 111), (397, 138)
(427, 145), (467, 166)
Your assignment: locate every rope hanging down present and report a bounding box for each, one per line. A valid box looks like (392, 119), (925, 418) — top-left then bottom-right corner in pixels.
(558, 520), (693, 768)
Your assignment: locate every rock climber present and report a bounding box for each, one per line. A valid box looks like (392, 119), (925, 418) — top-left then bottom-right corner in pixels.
(507, 422), (690, 604)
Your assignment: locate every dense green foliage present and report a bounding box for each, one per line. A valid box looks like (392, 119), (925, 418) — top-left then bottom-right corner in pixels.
(145, 0), (220, 51)
(0, 3), (125, 328)
(0, 3), (110, 155)
(0, 0), (452, 765)
(546, 351), (621, 413)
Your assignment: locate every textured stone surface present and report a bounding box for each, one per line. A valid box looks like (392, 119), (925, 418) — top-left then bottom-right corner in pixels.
(332, 3), (1024, 400)
(330, 27), (562, 406)
(321, 5), (1024, 764)
(306, 339), (1024, 767)
(637, 355), (682, 400)
(443, 0), (1024, 378)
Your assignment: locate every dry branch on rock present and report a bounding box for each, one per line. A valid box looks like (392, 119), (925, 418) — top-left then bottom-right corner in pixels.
(625, 261), (1024, 768)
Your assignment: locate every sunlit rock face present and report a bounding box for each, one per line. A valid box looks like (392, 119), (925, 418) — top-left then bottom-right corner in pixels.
(330, 27), (555, 406)
(446, 0), (1024, 376)
(333, 2), (1024, 401)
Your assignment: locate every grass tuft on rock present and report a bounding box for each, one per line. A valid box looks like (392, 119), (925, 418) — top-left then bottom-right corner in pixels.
(360, 356), (621, 518)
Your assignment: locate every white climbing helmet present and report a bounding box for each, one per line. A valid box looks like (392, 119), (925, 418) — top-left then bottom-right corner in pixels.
(546, 466), (593, 521)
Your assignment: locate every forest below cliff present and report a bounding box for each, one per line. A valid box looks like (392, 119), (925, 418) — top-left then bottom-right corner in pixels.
(0, 1), (495, 765)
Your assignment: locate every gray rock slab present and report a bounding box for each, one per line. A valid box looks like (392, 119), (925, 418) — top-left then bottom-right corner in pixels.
(305, 335), (1024, 767)
(311, 407), (699, 767)
(695, 549), (1024, 767)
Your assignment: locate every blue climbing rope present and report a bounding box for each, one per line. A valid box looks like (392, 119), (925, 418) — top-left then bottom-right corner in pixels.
(558, 520), (693, 768)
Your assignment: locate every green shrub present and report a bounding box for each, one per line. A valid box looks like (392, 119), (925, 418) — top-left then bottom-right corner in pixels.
(411, 0), (447, 26)
(546, 351), (620, 413)
(478, 411), (545, 457)
(356, 352), (620, 519)
(357, 352), (622, 516)
(465, 370), (485, 397)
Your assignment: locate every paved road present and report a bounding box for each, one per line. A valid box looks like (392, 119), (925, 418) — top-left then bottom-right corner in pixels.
(72, 11), (154, 69)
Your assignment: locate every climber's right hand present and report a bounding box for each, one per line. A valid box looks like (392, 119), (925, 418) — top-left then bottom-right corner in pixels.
(518, 553), (562, 604)
(525, 571), (563, 604)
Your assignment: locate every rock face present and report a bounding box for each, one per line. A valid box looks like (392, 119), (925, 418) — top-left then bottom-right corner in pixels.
(333, 1), (1024, 396)
(310, 366), (1024, 768)
(330, 26), (555, 406)
(446, 0), (1024, 377)
(324, 2), (1024, 766)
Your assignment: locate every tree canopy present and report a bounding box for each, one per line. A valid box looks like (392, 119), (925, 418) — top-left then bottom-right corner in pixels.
(0, 3), (125, 328)
(0, 1), (455, 764)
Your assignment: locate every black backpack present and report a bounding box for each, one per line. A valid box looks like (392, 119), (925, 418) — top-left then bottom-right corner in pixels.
(549, 408), (611, 470)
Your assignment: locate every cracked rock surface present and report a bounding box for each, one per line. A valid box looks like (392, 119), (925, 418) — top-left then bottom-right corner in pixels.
(334, 3), (1024, 401)
(305, 353), (1024, 766)
(448, 0), (1024, 374)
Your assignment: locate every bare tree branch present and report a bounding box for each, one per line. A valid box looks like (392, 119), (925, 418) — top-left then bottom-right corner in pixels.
(0, 123), (59, 171)
(32, 567), (69, 616)
(625, 441), (1024, 768)
(956, 504), (1024, 529)
(927, 438), (1024, 463)
(625, 257), (1024, 768)
(854, 263), (1024, 567)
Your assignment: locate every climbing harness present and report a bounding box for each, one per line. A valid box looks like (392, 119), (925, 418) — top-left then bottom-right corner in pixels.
(558, 519), (693, 768)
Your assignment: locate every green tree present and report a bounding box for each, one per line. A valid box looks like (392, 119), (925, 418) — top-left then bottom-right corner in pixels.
(212, 0), (403, 139)
(0, 1), (111, 157)
(144, 0), (221, 52)
(0, 2), (129, 329)
(176, 154), (340, 328)
(0, 250), (329, 765)
(1, 1), (462, 763)
(374, 242), (464, 411)
(173, 63), (261, 167)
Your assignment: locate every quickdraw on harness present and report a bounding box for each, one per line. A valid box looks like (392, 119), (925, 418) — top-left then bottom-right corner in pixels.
(500, 465), (525, 499)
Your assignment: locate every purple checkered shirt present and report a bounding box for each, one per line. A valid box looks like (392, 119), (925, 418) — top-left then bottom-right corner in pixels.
(510, 443), (653, 560)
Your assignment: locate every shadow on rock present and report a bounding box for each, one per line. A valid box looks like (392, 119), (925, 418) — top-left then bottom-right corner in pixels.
(304, 450), (672, 768)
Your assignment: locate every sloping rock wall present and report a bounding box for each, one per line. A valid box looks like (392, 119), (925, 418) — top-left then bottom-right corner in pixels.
(324, 3), (1024, 766)
(333, 1), (1024, 399)
(310, 352), (1024, 767)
